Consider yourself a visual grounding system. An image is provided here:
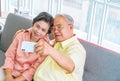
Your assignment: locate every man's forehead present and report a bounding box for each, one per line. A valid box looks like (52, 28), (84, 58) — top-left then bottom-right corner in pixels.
(54, 17), (66, 24)
(54, 16), (65, 21)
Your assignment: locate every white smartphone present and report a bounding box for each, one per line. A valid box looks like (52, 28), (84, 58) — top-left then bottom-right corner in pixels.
(21, 41), (36, 52)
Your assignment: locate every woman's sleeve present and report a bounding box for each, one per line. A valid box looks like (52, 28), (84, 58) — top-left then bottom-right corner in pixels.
(3, 36), (19, 70)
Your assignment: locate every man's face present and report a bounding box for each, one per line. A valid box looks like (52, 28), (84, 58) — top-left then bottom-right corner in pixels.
(52, 16), (73, 42)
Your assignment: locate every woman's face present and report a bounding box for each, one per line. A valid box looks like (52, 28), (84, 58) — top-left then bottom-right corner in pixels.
(31, 20), (49, 41)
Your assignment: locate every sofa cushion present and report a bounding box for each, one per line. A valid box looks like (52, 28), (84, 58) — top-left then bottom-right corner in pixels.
(0, 13), (32, 52)
(79, 39), (120, 81)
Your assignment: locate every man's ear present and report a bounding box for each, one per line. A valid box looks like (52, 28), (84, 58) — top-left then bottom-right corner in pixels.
(69, 24), (74, 30)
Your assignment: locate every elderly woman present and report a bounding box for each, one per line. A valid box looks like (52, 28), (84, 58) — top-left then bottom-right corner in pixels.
(0, 12), (53, 81)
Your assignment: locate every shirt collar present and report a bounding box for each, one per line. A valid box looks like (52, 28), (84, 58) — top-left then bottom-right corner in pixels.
(25, 28), (32, 32)
(21, 28), (32, 41)
(20, 28), (32, 34)
(54, 35), (77, 49)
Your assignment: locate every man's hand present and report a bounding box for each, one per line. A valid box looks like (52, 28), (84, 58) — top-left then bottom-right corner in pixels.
(35, 39), (53, 56)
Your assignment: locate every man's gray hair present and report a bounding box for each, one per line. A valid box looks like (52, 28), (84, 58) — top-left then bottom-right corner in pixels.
(55, 14), (74, 25)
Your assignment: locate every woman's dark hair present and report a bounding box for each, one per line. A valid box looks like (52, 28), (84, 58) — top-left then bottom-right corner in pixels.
(32, 12), (54, 34)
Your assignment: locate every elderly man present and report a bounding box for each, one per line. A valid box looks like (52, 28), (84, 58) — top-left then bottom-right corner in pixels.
(34, 14), (86, 81)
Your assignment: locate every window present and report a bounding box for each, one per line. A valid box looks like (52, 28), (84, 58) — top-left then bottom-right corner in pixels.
(1, 0), (120, 53)
(86, 0), (120, 52)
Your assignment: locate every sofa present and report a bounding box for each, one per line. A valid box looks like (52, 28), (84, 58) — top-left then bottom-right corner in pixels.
(80, 39), (120, 81)
(0, 13), (120, 81)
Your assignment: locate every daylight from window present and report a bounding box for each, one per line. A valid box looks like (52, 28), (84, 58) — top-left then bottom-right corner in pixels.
(1, 0), (120, 53)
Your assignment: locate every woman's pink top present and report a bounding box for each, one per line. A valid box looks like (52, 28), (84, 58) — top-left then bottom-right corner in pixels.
(3, 28), (48, 81)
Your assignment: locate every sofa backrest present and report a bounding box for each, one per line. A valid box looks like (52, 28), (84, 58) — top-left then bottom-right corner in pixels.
(0, 13), (32, 52)
(78, 39), (120, 81)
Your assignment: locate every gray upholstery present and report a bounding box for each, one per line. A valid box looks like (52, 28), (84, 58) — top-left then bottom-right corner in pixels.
(79, 39), (120, 81)
(0, 50), (5, 66)
(0, 13), (32, 66)
(0, 13), (120, 81)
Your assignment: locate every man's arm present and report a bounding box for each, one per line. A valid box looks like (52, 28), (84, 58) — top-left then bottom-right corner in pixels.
(35, 40), (75, 72)
(49, 47), (75, 72)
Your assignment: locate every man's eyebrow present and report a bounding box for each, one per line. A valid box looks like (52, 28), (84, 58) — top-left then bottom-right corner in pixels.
(54, 24), (61, 26)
